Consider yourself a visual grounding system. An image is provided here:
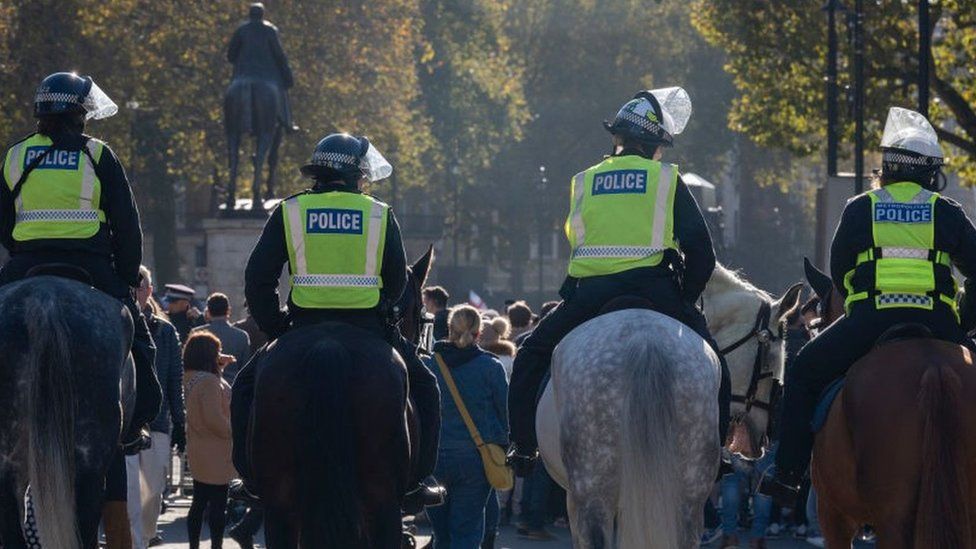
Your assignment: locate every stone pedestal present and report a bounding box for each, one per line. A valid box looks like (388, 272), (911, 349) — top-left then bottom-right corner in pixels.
(200, 217), (271, 316)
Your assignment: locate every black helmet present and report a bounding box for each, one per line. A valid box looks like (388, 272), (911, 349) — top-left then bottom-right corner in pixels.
(300, 133), (370, 181)
(34, 72), (91, 118)
(604, 87), (692, 148)
(33, 72), (118, 120)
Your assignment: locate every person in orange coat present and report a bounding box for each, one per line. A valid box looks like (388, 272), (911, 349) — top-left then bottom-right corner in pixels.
(183, 332), (237, 549)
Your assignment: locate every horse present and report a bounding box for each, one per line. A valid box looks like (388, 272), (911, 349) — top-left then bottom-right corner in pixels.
(537, 265), (802, 548)
(248, 248), (433, 549)
(224, 77), (285, 212)
(803, 259), (976, 548)
(0, 275), (135, 549)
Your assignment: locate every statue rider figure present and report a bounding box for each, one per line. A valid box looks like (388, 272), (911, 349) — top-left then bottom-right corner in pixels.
(227, 2), (298, 133)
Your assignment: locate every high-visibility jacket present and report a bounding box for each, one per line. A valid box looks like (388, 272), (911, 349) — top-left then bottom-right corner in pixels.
(2, 134), (106, 241)
(281, 191), (389, 309)
(565, 155), (678, 278)
(843, 181), (957, 316)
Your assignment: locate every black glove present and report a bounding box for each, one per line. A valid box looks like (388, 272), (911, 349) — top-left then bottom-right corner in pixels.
(123, 429), (153, 456)
(171, 423), (187, 453)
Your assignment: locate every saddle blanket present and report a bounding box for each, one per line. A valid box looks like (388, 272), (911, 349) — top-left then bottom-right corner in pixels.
(811, 377), (845, 433)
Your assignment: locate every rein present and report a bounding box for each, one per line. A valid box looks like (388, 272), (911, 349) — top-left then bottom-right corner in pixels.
(720, 300), (779, 413)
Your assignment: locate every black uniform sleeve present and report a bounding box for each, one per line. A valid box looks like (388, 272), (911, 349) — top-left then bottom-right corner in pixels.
(0, 159), (15, 252)
(381, 209), (408, 309)
(244, 206), (290, 338)
(673, 176), (716, 303)
(97, 146), (143, 287)
(934, 198), (976, 330)
(829, 195), (871, 299)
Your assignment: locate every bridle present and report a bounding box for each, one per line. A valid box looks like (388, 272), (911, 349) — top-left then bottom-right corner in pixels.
(719, 300), (782, 413)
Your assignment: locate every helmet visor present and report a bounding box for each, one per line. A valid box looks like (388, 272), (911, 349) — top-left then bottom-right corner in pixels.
(650, 87), (692, 136)
(82, 80), (118, 120)
(360, 143), (393, 182)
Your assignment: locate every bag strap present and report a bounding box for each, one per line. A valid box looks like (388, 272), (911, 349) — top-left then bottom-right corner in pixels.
(434, 353), (486, 447)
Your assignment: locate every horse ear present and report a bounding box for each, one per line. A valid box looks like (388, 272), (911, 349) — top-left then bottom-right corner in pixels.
(804, 257), (833, 303)
(411, 244), (434, 286)
(775, 282), (804, 322)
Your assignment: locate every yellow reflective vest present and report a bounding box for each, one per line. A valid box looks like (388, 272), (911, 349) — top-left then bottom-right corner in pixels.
(565, 155), (678, 278)
(2, 134), (106, 241)
(843, 182), (957, 316)
(282, 191), (389, 309)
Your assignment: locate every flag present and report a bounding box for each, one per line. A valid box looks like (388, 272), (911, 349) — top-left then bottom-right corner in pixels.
(468, 290), (487, 311)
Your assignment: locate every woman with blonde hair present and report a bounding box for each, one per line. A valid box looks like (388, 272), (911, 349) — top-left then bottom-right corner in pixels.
(424, 305), (509, 548)
(479, 316), (516, 380)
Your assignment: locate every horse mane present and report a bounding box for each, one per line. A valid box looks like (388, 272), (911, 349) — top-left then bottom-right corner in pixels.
(703, 264), (772, 336)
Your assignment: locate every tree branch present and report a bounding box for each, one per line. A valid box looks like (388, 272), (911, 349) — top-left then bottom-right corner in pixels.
(935, 127), (976, 156)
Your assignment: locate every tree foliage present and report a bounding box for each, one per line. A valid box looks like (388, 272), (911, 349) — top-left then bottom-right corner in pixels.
(692, 0), (976, 181)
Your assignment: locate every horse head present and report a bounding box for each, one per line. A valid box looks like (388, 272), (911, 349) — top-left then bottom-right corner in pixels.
(396, 244), (434, 346)
(804, 257), (844, 325)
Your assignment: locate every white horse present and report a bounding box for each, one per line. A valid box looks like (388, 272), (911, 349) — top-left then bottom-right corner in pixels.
(537, 265), (801, 548)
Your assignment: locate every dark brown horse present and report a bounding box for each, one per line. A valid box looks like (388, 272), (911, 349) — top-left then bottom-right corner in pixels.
(249, 248), (433, 548)
(804, 259), (976, 548)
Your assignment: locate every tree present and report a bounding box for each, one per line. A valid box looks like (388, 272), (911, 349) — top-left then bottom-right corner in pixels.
(691, 0), (976, 181)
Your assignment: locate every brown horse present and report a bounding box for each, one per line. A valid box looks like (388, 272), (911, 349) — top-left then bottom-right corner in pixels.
(804, 259), (976, 548)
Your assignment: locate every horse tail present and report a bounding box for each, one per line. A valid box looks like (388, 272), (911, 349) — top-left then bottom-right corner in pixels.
(618, 340), (680, 549)
(914, 354), (971, 548)
(297, 338), (364, 547)
(24, 295), (79, 548)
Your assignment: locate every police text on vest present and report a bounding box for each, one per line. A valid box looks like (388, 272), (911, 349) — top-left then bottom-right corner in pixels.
(874, 203), (932, 224)
(24, 146), (80, 170)
(592, 170), (647, 195)
(306, 208), (364, 234)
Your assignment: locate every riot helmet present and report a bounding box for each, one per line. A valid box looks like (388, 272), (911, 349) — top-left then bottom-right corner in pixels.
(879, 107), (945, 191)
(34, 72), (118, 121)
(604, 87), (692, 148)
(300, 133), (393, 185)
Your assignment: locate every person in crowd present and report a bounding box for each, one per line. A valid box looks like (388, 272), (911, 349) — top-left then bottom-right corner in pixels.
(192, 292), (251, 383)
(509, 87), (730, 459)
(518, 464), (557, 541)
(128, 266), (186, 548)
(0, 71), (160, 451)
(505, 301), (533, 341)
(761, 107), (976, 504)
(424, 305), (509, 548)
(234, 301), (269, 355)
(718, 450), (776, 548)
(236, 133), (444, 511)
(183, 332), (237, 549)
(424, 285), (451, 341)
(478, 315), (516, 379)
(166, 283), (205, 342)
(512, 301), (559, 348)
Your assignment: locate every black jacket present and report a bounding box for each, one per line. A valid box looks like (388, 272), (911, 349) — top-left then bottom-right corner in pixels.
(244, 183), (407, 338)
(830, 187), (976, 322)
(561, 151), (717, 305)
(227, 18), (294, 88)
(0, 131), (144, 289)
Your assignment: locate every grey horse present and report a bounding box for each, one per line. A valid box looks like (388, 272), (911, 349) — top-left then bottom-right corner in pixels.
(538, 265), (802, 548)
(0, 276), (135, 549)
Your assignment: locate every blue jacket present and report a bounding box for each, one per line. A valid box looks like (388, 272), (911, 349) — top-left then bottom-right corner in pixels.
(425, 341), (509, 451)
(148, 314), (186, 434)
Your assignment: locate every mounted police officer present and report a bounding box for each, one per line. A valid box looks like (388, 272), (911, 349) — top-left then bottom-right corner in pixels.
(227, 2), (298, 132)
(761, 107), (976, 504)
(508, 87), (732, 459)
(0, 72), (161, 450)
(231, 133), (445, 511)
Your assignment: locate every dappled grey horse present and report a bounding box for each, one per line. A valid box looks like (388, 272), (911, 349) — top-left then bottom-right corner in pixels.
(538, 265), (801, 548)
(0, 276), (135, 549)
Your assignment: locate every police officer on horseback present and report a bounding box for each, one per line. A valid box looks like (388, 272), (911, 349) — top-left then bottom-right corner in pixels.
(508, 87), (733, 458)
(761, 107), (976, 504)
(233, 133), (446, 511)
(0, 72), (162, 450)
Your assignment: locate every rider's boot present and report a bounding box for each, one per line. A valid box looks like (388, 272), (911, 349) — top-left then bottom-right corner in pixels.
(121, 299), (162, 449)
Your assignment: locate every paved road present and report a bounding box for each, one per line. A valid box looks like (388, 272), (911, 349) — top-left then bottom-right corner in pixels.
(153, 497), (827, 548)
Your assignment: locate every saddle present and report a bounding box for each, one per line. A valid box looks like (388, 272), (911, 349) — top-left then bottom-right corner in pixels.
(25, 263), (93, 286)
(812, 322), (936, 432)
(599, 295), (658, 315)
